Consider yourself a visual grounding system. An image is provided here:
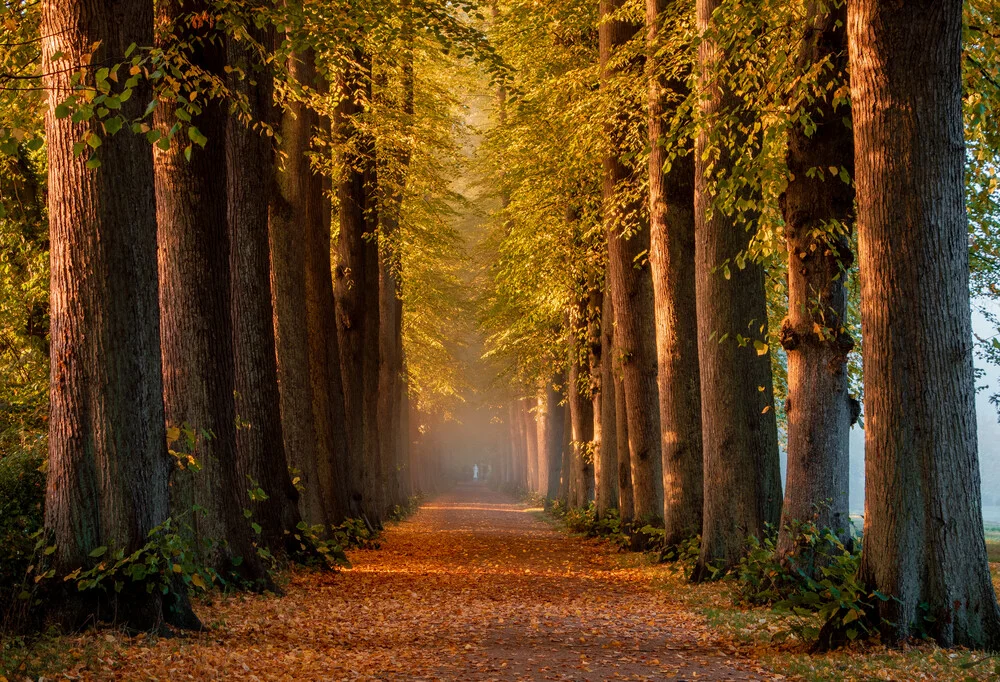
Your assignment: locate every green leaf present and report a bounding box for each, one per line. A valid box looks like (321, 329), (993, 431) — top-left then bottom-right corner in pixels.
(104, 117), (122, 135)
(187, 126), (208, 148)
(89, 546), (107, 558)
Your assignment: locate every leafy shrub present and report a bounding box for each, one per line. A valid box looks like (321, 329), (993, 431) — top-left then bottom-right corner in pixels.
(734, 519), (891, 646)
(0, 450), (45, 614)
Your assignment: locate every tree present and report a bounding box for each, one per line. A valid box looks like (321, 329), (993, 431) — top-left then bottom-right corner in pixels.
(600, 0), (663, 528)
(775, 0), (855, 557)
(849, 0), (1000, 648)
(154, 0), (267, 584)
(377, 1), (416, 513)
(226, 16), (303, 554)
(693, 0), (781, 579)
(270, 46), (338, 529)
(593, 288), (619, 518)
(41, 0), (195, 629)
(335, 44), (381, 524)
(568, 299), (595, 507)
(646, 0), (703, 547)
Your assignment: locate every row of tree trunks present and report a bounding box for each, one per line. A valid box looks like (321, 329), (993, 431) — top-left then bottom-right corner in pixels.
(226, 22), (302, 553)
(42, 0), (196, 629)
(154, 0), (269, 586)
(334, 46), (375, 522)
(599, 0), (663, 529)
(271, 47), (340, 529)
(376, 21), (415, 513)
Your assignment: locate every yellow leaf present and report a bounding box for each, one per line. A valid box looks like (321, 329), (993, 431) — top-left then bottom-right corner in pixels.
(191, 573), (206, 589)
(172, 563), (182, 573)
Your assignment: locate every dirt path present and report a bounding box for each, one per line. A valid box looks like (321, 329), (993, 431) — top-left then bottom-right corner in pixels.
(83, 484), (775, 680)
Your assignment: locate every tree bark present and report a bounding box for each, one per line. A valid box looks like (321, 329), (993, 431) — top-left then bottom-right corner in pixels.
(569, 299), (596, 508)
(155, 0), (268, 586)
(600, 0), (663, 527)
(693, 0), (782, 580)
(335, 47), (380, 524)
(776, 0), (854, 557)
(614, 351), (634, 525)
(595, 287), (619, 518)
(227, 22), (303, 555)
(849, 0), (1000, 648)
(306, 80), (351, 525)
(646, 0), (703, 547)
(42, 0), (195, 629)
(270, 48), (332, 529)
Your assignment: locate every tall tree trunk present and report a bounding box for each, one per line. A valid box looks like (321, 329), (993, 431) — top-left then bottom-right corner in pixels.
(227, 21), (303, 555)
(776, 0), (855, 557)
(42, 0), (196, 629)
(334, 47), (375, 521)
(379, 2), (416, 512)
(614, 356), (634, 524)
(595, 287), (619, 518)
(693, 0), (782, 580)
(849, 0), (1000, 648)
(155, 0), (268, 586)
(305, 81), (351, 525)
(270, 48), (331, 528)
(646, 0), (703, 547)
(600, 0), (663, 527)
(569, 299), (596, 508)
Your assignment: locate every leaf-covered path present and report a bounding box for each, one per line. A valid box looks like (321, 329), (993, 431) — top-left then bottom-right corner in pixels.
(86, 484), (774, 680)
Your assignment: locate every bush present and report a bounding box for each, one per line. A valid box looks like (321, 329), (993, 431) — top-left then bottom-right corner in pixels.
(733, 519), (890, 647)
(0, 450), (45, 594)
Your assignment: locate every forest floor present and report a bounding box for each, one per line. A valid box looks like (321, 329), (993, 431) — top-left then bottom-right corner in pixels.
(8, 485), (1000, 681)
(9, 484), (772, 681)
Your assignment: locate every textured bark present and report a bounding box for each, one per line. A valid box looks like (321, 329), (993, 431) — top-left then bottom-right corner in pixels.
(776, 0), (855, 557)
(849, 0), (1000, 648)
(595, 288), (619, 518)
(335, 47), (380, 523)
(42, 0), (192, 629)
(614, 361), (634, 525)
(646, 0), (703, 546)
(693, 0), (782, 579)
(227, 24), (303, 554)
(155, 0), (268, 585)
(270, 48), (331, 528)
(569, 300), (596, 508)
(600, 0), (663, 527)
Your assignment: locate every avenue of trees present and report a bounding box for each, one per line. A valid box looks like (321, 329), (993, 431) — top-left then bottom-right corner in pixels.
(1, 0), (1000, 655)
(481, 0), (1000, 650)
